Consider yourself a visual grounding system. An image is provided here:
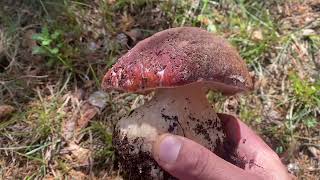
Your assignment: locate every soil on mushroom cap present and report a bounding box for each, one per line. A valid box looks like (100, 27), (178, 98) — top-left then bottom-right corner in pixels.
(102, 27), (253, 93)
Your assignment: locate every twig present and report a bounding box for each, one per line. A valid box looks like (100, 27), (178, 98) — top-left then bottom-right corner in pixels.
(302, 143), (320, 148)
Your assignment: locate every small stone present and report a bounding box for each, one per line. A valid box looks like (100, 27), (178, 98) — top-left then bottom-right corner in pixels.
(307, 146), (320, 159)
(302, 29), (316, 37)
(252, 30), (263, 41)
(287, 162), (300, 174)
(125, 29), (144, 43)
(88, 91), (109, 109)
(116, 33), (129, 47)
(87, 41), (98, 52)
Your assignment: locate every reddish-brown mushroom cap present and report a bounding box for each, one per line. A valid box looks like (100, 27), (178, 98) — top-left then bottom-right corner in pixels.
(102, 27), (253, 95)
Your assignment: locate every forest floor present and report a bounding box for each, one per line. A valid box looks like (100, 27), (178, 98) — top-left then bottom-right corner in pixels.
(0, 0), (319, 179)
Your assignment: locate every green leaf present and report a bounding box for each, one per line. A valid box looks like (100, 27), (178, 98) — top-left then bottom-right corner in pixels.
(57, 43), (63, 48)
(41, 39), (52, 46)
(51, 31), (61, 39)
(304, 117), (318, 128)
(42, 27), (49, 37)
(46, 58), (56, 67)
(207, 24), (217, 33)
(50, 48), (59, 54)
(275, 146), (284, 154)
(32, 34), (44, 41)
(32, 46), (47, 55)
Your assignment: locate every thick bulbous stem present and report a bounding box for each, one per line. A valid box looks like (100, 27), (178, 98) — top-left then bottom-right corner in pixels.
(114, 83), (225, 179)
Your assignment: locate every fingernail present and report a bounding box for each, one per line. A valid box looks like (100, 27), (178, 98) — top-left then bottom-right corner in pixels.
(158, 135), (182, 164)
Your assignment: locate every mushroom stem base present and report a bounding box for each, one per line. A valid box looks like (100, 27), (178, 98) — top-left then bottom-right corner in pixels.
(114, 83), (225, 179)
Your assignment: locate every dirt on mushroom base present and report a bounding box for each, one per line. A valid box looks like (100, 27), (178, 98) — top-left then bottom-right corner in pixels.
(113, 130), (176, 180)
(1, 0), (320, 179)
(111, 83), (226, 179)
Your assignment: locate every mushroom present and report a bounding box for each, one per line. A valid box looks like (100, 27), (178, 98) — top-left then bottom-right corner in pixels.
(102, 27), (253, 179)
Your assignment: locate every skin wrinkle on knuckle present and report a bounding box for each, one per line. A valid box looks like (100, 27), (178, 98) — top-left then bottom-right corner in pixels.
(257, 149), (281, 164)
(250, 152), (286, 180)
(187, 145), (211, 179)
(268, 150), (281, 161)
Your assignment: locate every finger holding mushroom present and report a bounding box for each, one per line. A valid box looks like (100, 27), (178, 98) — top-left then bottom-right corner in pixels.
(102, 27), (253, 179)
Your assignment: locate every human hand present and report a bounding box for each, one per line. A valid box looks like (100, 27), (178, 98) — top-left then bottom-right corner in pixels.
(152, 114), (293, 180)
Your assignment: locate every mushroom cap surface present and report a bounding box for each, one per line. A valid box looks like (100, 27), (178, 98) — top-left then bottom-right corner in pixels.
(102, 27), (253, 94)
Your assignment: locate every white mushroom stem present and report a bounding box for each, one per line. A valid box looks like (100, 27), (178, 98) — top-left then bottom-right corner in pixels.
(116, 82), (225, 153)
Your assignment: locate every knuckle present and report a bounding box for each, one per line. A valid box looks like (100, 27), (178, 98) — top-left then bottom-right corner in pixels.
(189, 146), (210, 178)
(267, 149), (281, 161)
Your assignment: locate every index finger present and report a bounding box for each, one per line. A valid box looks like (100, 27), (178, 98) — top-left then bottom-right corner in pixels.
(217, 113), (291, 179)
(218, 113), (274, 159)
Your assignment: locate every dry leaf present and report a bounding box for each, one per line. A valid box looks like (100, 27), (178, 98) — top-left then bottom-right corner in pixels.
(0, 105), (15, 119)
(43, 175), (56, 180)
(120, 13), (135, 31)
(68, 169), (88, 180)
(107, 0), (116, 5)
(62, 114), (78, 141)
(22, 29), (37, 49)
(77, 106), (99, 130)
(65, 142), (91, 166)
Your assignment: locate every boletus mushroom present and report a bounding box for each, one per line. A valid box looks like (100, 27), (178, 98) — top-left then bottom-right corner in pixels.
(102, 27), (253, 179)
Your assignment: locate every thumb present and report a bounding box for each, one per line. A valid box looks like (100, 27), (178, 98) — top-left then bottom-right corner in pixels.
(152, 134), (262, 180)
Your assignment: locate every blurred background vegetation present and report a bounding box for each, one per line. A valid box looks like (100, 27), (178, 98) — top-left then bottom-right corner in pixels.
(0, 0), (319, 179)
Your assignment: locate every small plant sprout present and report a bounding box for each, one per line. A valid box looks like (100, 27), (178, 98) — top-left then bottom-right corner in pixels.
(32, 27), (73, 71)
